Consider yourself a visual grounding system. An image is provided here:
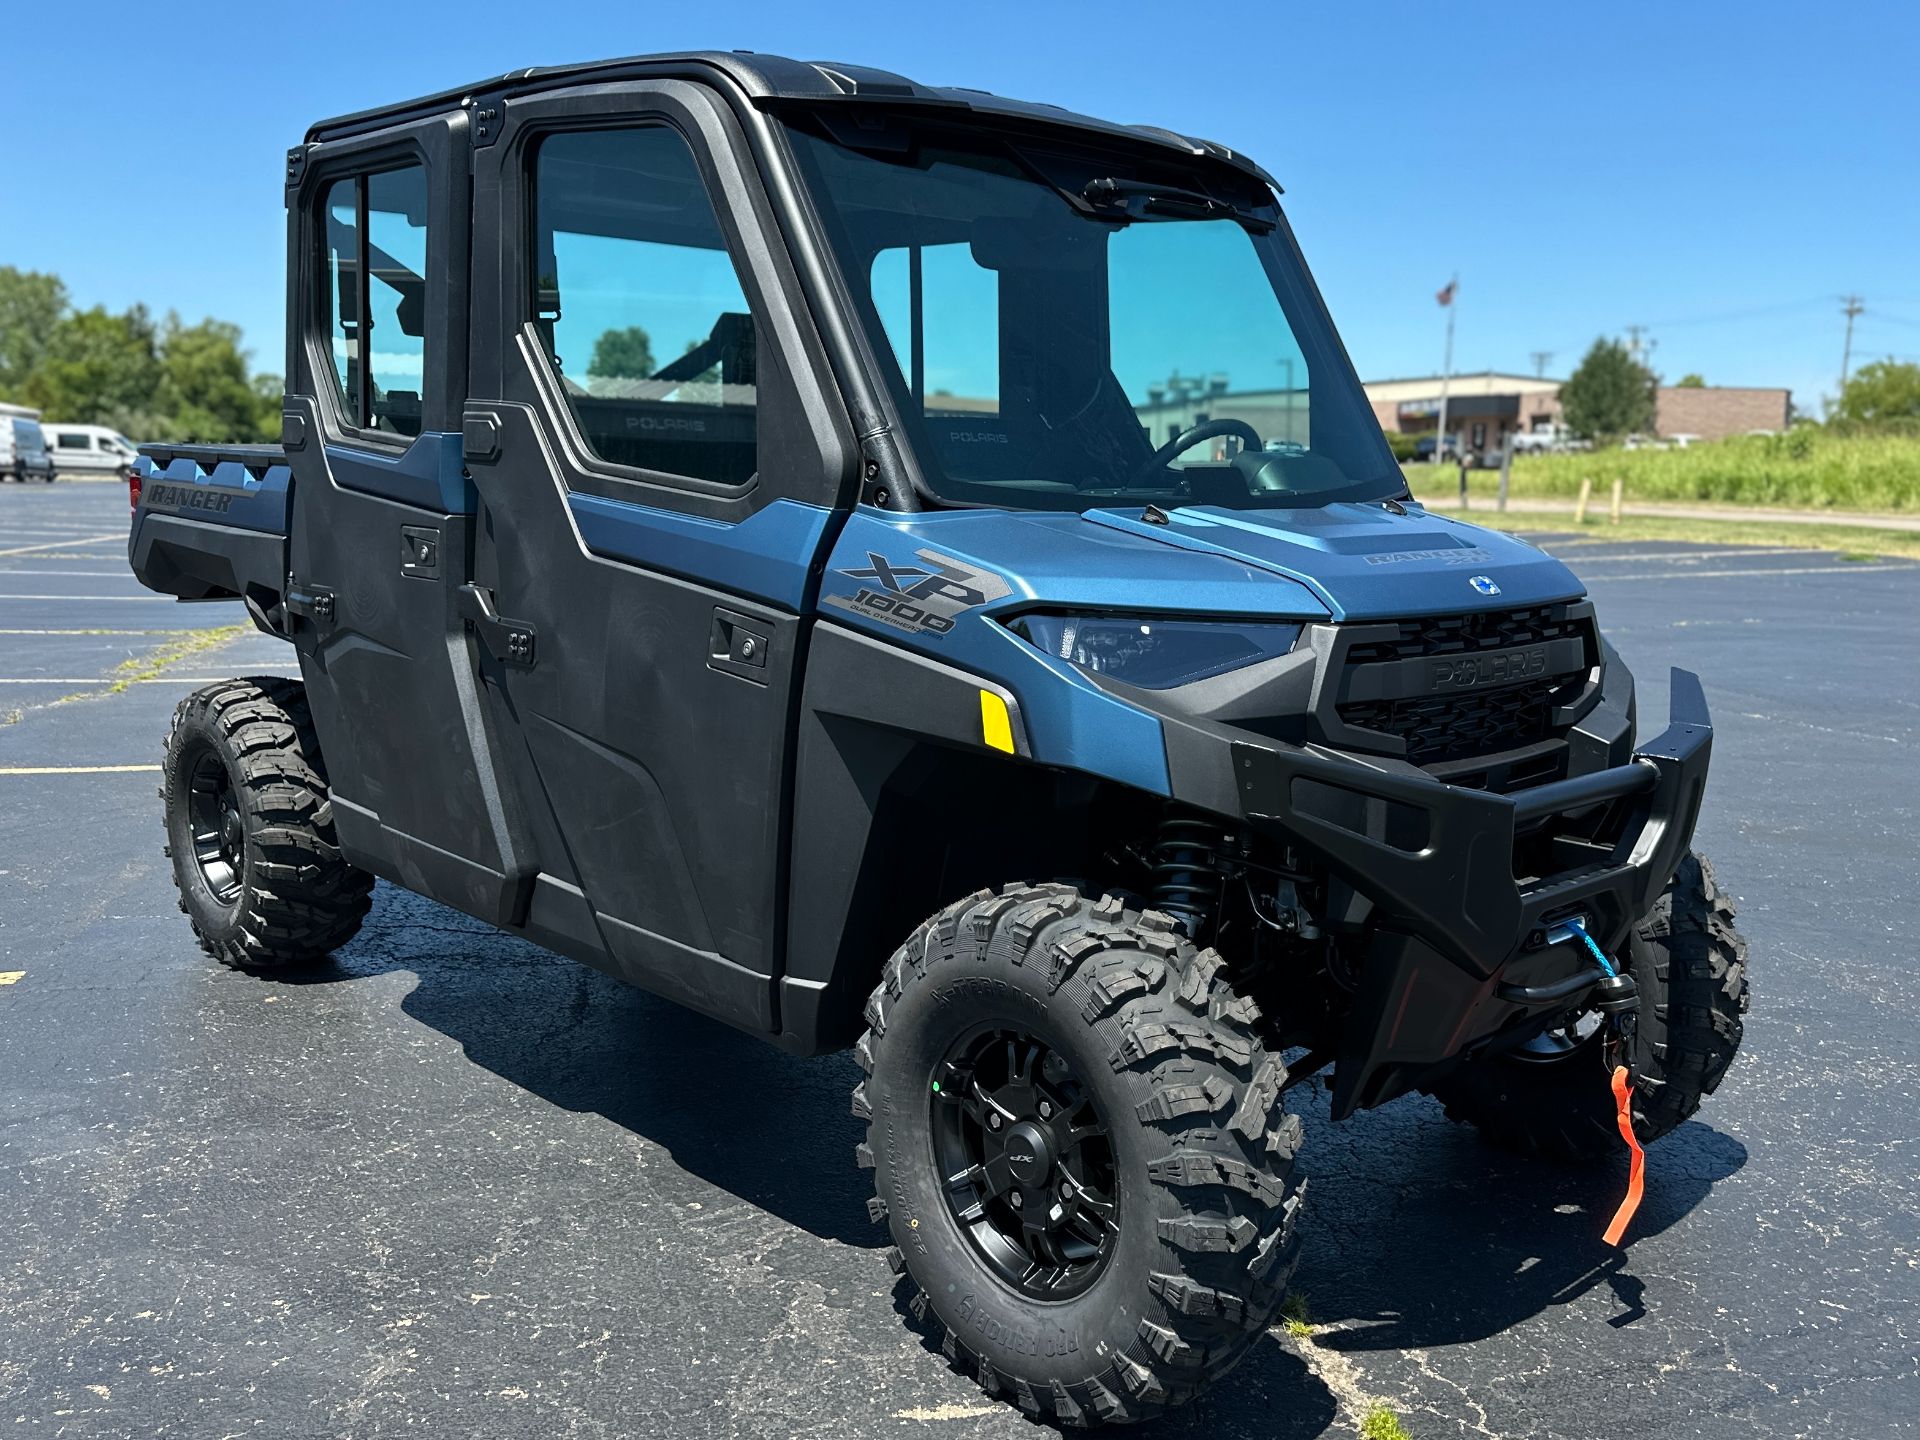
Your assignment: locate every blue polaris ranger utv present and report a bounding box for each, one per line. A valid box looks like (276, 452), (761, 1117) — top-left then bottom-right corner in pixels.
(128, 52), (1748, 1424)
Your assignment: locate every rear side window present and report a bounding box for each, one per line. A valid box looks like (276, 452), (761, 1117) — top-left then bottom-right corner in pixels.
(55, 432), (89, 450)
(318, 165), (430, 438)
(530, 126), (758, 487)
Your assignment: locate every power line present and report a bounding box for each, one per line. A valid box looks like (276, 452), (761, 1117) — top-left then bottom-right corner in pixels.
(1636, 296), (1832, 330)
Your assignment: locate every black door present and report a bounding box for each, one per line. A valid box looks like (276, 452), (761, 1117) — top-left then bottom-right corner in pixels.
(459, 81), (857, 1032)
(285, 111), (535, 925)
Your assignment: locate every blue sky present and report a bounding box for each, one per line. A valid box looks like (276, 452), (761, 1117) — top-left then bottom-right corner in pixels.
(5, 0), (1916, 413)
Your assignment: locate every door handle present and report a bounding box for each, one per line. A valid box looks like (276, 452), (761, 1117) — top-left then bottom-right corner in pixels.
(709, 608), (770, 683)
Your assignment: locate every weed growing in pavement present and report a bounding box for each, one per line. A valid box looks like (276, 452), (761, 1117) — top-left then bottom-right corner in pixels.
(1280, 1290), (1315, 1339)
(1360, 1404), (1413, 1440)
(51, 624), (249, 706)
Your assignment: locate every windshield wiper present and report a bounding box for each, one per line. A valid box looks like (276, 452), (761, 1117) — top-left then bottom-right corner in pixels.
(1081, 176), (1274, 231)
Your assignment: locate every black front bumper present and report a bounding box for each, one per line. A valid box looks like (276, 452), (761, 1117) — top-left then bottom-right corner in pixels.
(1166, 668), (1713, 1116)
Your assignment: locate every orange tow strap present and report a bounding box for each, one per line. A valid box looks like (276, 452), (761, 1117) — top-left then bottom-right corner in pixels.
(1601, 1064), (1645, 1246)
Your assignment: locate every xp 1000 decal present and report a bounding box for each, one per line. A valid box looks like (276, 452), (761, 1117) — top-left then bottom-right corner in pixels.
(824, 550), (1012, 637)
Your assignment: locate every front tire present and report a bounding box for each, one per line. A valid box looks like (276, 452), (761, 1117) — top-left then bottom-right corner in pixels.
(1429, 851), (1749, 1159)
(855, 886), (1305, 1426)
(162, 677), (373, 971)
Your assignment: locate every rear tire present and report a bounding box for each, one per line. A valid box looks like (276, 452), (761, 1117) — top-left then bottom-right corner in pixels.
(161, 677), (373, 971)
(1428, 852), (1748, 1160)
(855, 885), (1305, 1426)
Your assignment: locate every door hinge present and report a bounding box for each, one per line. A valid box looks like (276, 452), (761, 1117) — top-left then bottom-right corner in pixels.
(285, 579), (335, 628)
(464, 94), (505, 149)
(458, 583), (537, 668)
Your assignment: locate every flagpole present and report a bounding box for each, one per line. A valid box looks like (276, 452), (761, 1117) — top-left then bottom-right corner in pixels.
(1434, 272), (1457, 479)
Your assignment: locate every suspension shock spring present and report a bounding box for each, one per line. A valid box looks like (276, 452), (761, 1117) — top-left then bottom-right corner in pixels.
(1148, 813), (1228, 935)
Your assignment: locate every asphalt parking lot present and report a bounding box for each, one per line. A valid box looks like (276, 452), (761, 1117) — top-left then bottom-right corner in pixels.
(2, 481), (1916, 1439)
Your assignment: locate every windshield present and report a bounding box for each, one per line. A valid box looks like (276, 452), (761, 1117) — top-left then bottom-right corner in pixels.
(785, 118), (1400, 511)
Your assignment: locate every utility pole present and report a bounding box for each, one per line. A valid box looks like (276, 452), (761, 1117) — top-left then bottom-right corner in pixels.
(1530, 350), (1553, 378)
(1624, 324), (1649, 365)
(1840, 295), (1864, 393)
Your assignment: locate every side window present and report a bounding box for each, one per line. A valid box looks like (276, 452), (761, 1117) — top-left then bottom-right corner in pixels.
(56, 432), (88, 450)
(317, 165), (430, 438)
(365, 169), (428, 436)
(321, 178), (361, 428)
(532, 126), (757, 487)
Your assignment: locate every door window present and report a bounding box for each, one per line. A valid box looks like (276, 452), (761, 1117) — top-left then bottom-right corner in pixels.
(318, 166), (430, 437)
(530, 126), (758, 487)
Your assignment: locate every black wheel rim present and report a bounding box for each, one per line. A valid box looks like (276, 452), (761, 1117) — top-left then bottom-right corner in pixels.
(185, 746), (244, 905)
(930, 1027), (1119, 1301)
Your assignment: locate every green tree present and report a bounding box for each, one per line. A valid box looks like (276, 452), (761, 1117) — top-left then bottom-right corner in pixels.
(1833, 360), (1920, 426)
(24, 304), (164, 425)
(1673, 372), (1706, 388)
(1559, 338), (1655, 442)
(0, 266), (70, 397)
(156, 315), (278, 441)
(588, 325), (656, 380)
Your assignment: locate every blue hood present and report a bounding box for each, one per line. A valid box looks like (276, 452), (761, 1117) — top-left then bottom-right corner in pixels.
(818, 501), (1589, 796)
(1079, 501), (1585, 620)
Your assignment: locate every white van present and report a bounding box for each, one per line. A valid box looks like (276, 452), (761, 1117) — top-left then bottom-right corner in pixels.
(45, 424), (139, 479)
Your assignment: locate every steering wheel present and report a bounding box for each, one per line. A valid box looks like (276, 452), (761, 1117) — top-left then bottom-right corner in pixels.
(1129, 418), (1263, 488)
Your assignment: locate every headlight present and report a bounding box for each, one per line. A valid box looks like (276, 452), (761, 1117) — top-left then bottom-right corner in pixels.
(1006, 613), (1303, 690)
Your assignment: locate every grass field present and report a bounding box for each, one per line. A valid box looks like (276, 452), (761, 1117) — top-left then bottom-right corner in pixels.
(1452, 509), (1920, 561)
(1407, 428), (1920, 512)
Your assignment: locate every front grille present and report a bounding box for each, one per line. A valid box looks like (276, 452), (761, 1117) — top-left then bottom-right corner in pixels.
(1340, 679), (1571, 764)
(1344, 605), (1588, 667)
(1335, 604), (1595, 767)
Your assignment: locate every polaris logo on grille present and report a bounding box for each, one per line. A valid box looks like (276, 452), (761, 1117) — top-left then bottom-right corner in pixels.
(1468, 574), (1501, 595)
(1429, 646), (1548, 690)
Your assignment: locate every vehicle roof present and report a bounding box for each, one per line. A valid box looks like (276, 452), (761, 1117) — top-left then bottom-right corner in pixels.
(304, 50), (1277, 188)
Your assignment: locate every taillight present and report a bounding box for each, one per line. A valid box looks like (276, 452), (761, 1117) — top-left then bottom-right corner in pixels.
(128, 472), (142, 512)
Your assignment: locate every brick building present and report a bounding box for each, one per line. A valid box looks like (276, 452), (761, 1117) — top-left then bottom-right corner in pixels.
(1363, 372), (1791, 453)
(1653, 386), (1790, 441)
(1363, 372), (1564, 458)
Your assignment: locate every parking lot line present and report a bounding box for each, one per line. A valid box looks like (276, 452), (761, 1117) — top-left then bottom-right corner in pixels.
(0, 527), (121, 539)
(1555, 547), (1831, 563)
(0, 676), (295, 685)
(0, 569), (144, 577)
(0, 534), (123, 558)
(0, 764), (161, 776)
(1580, 562), (1915, 581)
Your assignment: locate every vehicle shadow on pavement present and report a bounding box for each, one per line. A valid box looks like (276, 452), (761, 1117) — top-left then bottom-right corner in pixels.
(1289, 1084), (1749, 1351)
(316, 887), (883, 1248)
